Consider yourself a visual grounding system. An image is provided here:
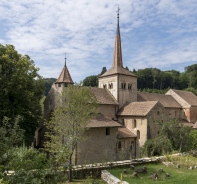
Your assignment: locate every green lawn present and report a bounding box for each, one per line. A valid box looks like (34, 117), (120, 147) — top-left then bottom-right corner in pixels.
(109, 163), (197, 184)
(61, 179), (106, 184)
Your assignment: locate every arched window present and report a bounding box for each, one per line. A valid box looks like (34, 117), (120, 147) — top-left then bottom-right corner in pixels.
(108, 83), (113, 89)
(128, 84), (132, 90)
(121, 82), (126, 89)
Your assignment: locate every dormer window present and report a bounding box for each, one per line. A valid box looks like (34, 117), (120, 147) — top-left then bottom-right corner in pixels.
(108, 83), (113, 89)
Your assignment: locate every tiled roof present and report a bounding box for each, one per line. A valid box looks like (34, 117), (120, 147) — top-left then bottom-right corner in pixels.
(99, 66), (137, 78)
(91, 87), (119, 105)
(118, 128), (137, 138)
(56, 66), (74, 84)
(137, 92), (181, 108)
(118, 101), (158, 116)
(87, 114), (122, 128)
(170, 89), (197, 106)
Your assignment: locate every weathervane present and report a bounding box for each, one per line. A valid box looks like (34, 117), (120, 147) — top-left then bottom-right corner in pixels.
(116, 5), (120, 19)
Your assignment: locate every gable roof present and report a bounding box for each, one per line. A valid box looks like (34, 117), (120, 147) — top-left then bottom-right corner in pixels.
(168, 89), (197, 106)
(91, 87), (118, 105)
(99, 66), (137, 78)
(118, 101), (158, 116)
(87, 113), (122, 128)
(118, 128), (137, 138)
(137, 92), (181, 108)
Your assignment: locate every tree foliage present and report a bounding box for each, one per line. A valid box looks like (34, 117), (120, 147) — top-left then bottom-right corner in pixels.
(82, 75), (98, 87)
(0, 44), (44, 144)
(142, 120), (192, 156)
(44, 85), (97, 181)
(44, 78), (57, 96)
(0, 116), (24, 164)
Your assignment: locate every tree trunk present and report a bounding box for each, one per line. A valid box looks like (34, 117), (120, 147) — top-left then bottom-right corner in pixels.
(68, 155), (72, 182)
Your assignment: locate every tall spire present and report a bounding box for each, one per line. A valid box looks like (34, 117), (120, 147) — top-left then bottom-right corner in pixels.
(113, 6), (123, 68)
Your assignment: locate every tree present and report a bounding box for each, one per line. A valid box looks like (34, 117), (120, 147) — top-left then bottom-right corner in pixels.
(100, 67), (107, 75)
(44, 78), (57, 96)
(44, 85), (97, 181)
(0, 116), (24, 164)
(82, 75), (98, 87)
(0, 44), (44, 145)
(188, 130), (197, 150)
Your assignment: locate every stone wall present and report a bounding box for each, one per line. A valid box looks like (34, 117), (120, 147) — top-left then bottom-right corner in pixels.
(77, 127), (119, 165)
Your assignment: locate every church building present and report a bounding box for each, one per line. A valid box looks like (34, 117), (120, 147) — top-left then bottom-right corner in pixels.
(36, 10), (197, 165)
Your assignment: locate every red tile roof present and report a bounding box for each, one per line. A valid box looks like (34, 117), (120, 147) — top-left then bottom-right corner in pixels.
(91, 87), (118, 105)
(87, 114), (122, 128)
(169, 89), (197, 106)
(118, 101), (158, 116)
(138, 92), (181, 108)
(118, 128), (136, 138)
(99, 66), (137, 78)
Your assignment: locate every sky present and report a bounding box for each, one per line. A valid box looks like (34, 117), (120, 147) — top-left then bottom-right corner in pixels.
(0, 0), (197, 83)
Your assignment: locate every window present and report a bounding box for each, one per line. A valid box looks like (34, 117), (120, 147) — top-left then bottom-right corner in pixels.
(128, 84), (132, 90)
(65, 83), (67, 87)
(118, 142), (121, 149)
(121, 82), (126, 89)
(122, 119), (125, 125)
(103, 84), (107, 89)
(106, 128), (110, 135)
(157, 111), (160, 115)
(108, 83), (113, 89)
(133, 119), (137, 128)
(58, 83), (61, 87)
(137, 130), (140, 139)
(175, 111), (177, 118)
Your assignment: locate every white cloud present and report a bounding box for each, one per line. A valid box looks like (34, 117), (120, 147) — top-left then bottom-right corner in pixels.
(0, 0), (197, 82)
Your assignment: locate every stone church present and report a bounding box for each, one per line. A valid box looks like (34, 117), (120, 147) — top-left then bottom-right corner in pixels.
(35, 13), (197, 165)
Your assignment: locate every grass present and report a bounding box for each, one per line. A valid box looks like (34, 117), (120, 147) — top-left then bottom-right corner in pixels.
(61, 179), (106, 184)
(109, 163), (197, 184)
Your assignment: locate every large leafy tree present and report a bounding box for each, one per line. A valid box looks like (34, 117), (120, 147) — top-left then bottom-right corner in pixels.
(45, 85), (97, 181)
(0, 44), (44, 145)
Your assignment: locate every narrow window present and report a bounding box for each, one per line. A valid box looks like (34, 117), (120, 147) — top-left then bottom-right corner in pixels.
(58, 83), (61, 87)
(175, 111), (177, 118)
(118, 142), (121, 149)
(137, 130), (140, 139)
(103, 84), (106, 89)
(124, 83), (126, 89)
(106, 128), (110, 135)
(133, 119), (137, 128)
(122, 119), (125, 125)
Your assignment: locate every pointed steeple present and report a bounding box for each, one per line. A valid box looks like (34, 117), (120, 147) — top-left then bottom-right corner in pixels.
(113, 6), (123, 68)
(55, 57), (74, 84)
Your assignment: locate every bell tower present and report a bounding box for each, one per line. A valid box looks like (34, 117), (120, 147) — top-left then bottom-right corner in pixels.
(98, 7), (137, 108)
(55, 56), (74, 93)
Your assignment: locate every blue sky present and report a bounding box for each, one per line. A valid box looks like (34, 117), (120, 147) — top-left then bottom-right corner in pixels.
(0, 0), (197, 83)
